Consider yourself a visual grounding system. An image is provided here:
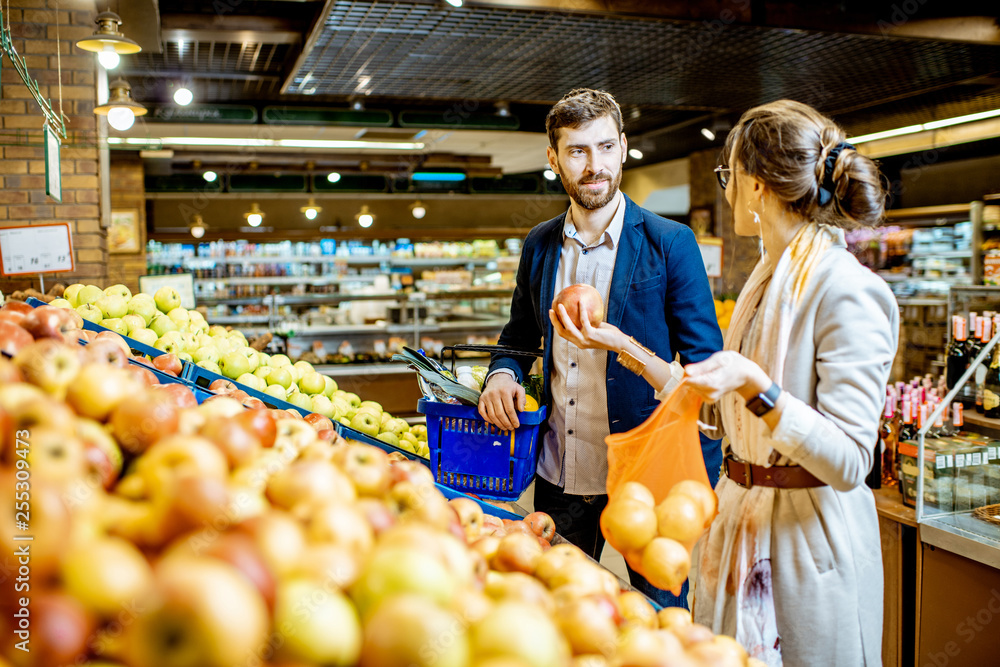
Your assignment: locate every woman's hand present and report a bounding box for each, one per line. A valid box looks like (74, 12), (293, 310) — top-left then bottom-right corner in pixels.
(548, 303), (627, 352)
(683, 350), (772, 403)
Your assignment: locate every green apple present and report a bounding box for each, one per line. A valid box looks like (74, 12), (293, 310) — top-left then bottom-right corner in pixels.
(219, 350), (252, 380)
(104, 284), (132, 300)
(383, 418), (409, 438)
(96, 294), (128, 319)
(213, 337), (236, 355)
(293, 360), (315, 377)
(310, 395), (338, 420)
(149, 315), (178, 337)
(395, 437), (417, 454)
(154, 331), (185, 355)
(130, 328), (158, 347)
(188, 318), (209, 334)
(323, 376), (337, 397)
(401, 432), (419, 446)
(127, 297), (158, 326)
(253, 366), (272, 382)
(339, 417), (351, 427)
(285, 382), (300, 396)
(49, 298), (73, 309)
(63, 283), (85, 307)
(343, 392), (361, 409)
(415, 441), (430, 458)
(236, 373), (265, 392)
(375, 432), (400, 448)
(193, 346), (220, 365)
(120, 314), (146, 335)
(274, 579), (361, 665)
(208, 325), (228, 337)
(288, 392), (313, 413)
(410, 425), (428, 440)
(238, 347), (261, 373)
(360, 401), (383, 416)
(79, 305), (105, 329)
(167, 307), (190, 328)
(350, 412), (380, 438)
(267, 366), (293, 389)
(101, 318), (129, 336)
(177, 351), (193, 363)
(298, 371), (327, 396)
(264, 384), (287, 402)
(77, 284), (104, 306)
(332, 398), (351, 418)
(269, 354), (291, 368)
(197, 360), (221, 374)
(154, 286), (181, 314)
(258, 352), (270, 366)
(284, 365), (300, 384)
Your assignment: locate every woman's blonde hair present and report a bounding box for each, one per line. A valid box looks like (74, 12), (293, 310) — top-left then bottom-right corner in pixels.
(722, 100), (887, 228)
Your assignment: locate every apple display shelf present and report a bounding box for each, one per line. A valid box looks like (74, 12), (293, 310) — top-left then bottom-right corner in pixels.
(338, 422), (431, 467)
(128, 358), (214, 404)
(182, 362), (312, 417)
(25, 297), (165, 359)
(418, 399), (547, 502)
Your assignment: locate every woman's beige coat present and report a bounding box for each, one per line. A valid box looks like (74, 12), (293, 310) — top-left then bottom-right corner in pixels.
(692, 242), (899, 666)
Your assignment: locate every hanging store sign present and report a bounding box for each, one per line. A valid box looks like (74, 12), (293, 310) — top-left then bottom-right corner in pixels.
(44, 125), (62, 202)
(145, 104), (258, 124)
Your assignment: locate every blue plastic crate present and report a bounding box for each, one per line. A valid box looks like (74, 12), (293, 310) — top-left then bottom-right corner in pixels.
(127, 359), (214, 404)
(435, 484), (522, 522)
(182, 361), (311, 416)
(417, 398), (546, 501)
(336, 422), (430, 467)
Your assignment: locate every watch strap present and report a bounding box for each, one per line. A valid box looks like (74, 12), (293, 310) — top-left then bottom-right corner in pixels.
(745, 382), (781, 417)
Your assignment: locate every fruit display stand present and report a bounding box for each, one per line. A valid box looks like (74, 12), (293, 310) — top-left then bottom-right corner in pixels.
(337, 421), (431, 465)
(182, 361), (313, 417)
(26, 296), (166, 359)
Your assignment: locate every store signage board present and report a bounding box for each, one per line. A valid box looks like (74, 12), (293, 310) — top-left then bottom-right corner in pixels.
(0, 223), (74, 275)
(44, 125), (61, 202)
(697, 237), (724, 278)
(145, 104), (257, 124)
(139, 273), (196, 309)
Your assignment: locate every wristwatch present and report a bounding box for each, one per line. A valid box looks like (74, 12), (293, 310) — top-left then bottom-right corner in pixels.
(745, 382), (782, 417)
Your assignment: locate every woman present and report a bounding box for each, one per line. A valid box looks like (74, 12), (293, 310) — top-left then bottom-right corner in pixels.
(550, 99), (897, 666)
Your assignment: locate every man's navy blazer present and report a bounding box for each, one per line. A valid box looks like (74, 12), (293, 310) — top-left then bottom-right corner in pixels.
(489, 194), (725, 485)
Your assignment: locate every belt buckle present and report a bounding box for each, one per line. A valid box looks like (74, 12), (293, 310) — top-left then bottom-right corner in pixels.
(726, 453), (753, 489)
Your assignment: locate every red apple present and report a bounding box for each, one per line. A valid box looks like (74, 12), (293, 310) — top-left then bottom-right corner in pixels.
(85, 337), (130, 367)
(153, 382), (199, 409)
(236, 409), (277, 448)
(266, 460), (357, 510)
(0, 357), (23, 384)
(109, 389), (182, 455)
(125, 362), (159, 387)
(13, 592), (94, 667)
(152, 352), (183, 376)
(66, 363), (137, 420)
(242, 396), (267, 410)
(199, 416), (262, 468)
(21, 305), (78, 341)
(304, 412), (334, 432)
(76, 417), (124, 489)
(502, 518), (536, 537)
(0, 320), (33, 357)
(552, 283), (605, 328)
(1, 301), (33, 315)
(209, 378), (237, 393)
(556, 596), (620, 657)
(237, 511), (306, 579)
(449, 497), (484, 541)
(524, 511), (557, 541)
(95, 330), (131, 355)
(306, 502), (375, 557)
(354, 497), (397, 536)
(0, 309), (26, 325)
(169, 531), (277, 611)
(493, 531), (544, 574)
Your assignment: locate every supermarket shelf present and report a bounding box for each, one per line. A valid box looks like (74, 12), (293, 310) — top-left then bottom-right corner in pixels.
(197, 289), (513, 307)
(288, 318), (508, 337)
(960, 412), (1000, 435)
(314, 362), (415, 377)
(194, 275), (379, 286)
(151, 255), (513, 268)
(896, 297), (948, 306)
(209, 315), (271, 324)
(909, 250), (972, 259)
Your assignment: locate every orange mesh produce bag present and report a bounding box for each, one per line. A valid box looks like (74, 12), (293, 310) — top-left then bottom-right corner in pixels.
(604, 380), (710, 505)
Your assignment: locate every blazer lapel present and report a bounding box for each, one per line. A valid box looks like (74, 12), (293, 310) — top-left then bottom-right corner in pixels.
(539, 216), (564, 327)
(606, 195), (643, 329)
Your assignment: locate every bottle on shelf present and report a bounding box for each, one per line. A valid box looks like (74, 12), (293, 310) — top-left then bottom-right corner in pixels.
(899, 398), (915, 442)
(975, 315), (992, 413)
(880, 392), (899, 486)
(984, 341), (1000, 419)
(952, 401), (964, 435)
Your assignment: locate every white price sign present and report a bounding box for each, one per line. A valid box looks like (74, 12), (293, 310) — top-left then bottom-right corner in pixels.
(0, 223), (74, 275)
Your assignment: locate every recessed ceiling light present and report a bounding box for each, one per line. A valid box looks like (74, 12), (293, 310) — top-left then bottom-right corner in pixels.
(410, 201), (427, 219)
(444, 0), (463, 6)
(700, 128), (716, 141)
(203, 170), (217, 183)
(327, 172), (342, 183)
(356, 205), (374, 228)
(628, 149), (643, 160)
(543, 168), (557, 181)
(173, 87), (193, 106)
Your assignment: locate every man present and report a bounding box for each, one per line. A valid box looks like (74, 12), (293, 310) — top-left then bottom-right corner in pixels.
(478, 88), (723, 608)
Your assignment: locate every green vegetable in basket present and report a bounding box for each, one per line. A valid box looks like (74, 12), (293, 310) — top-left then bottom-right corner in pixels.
(470, 366), (489, 389)
(521, 374), (544, 404)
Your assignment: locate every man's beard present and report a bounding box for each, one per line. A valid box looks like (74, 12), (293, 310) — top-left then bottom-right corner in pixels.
(562, 167), (622, 211)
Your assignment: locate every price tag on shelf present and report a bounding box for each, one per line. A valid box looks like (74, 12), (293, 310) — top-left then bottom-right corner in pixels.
(955, 453), (967, 468)
(989, 446), (997, 461)
(0, 223), (74, 275)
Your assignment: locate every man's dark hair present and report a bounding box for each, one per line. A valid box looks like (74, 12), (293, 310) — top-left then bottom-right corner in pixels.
(545, 88), (624, 149)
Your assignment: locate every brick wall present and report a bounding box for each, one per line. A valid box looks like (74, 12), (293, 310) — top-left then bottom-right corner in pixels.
(0, 0), (104, 298)
(108, 156), (146, 292)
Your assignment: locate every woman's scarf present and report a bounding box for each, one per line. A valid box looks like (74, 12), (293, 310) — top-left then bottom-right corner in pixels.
(693, 223), (840, 666)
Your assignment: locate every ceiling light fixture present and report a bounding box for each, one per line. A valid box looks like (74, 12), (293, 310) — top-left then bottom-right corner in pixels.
(75, 11), (141, 63)
(849, 108), (1000, 144)
(327, 172), (342, 183)
(445, 0), (463, 6)
(495, 101), (510, 118)
(410, 201), (427, 219)
(700, 127), (716, 141)
(173, 87), (193, 106)
(412, 171), (466, 182)
(301, 198), (322, 221)
(94, 79), (147, 131)
(202, 170), (217, 183)
(543, 168), (557, 181)
(351, 100), (364, 112)
(244, 202), (264, 227)
(189, 215), (206, 239)
(628, 149), (644, 160)
(356, 205), (374, 228)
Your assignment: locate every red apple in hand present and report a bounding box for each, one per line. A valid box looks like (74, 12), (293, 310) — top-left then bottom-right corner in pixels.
(552, 283), (604, 328)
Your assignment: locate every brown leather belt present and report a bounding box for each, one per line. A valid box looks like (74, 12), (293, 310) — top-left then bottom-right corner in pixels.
(723, 453), (826, 489)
